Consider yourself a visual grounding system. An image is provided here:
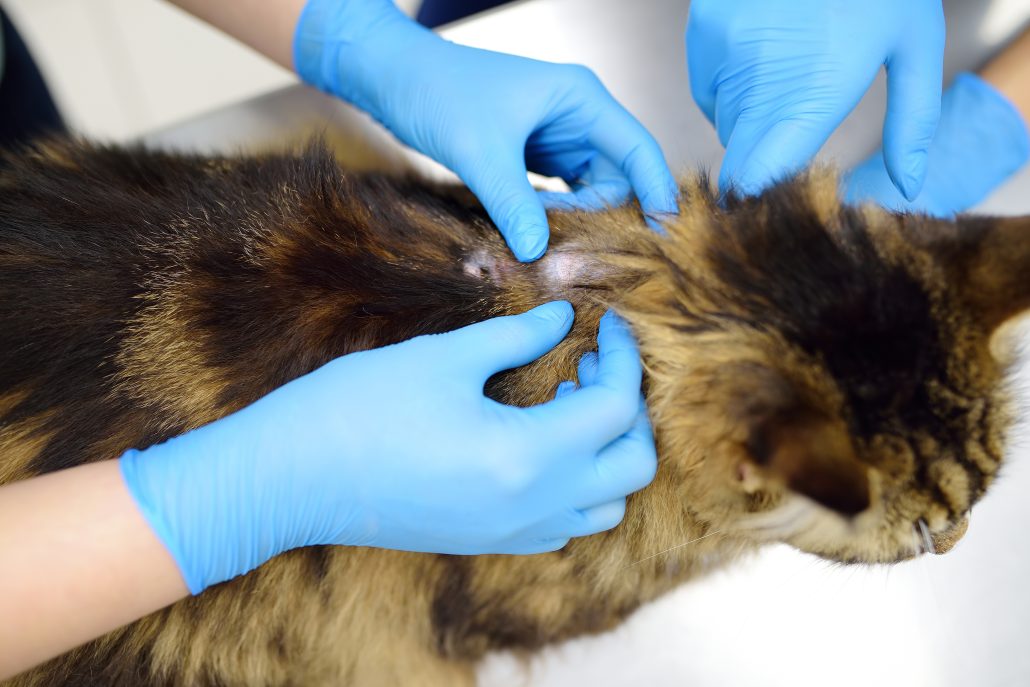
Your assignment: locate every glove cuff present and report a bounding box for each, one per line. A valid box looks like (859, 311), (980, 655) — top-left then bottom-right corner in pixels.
(847, 72), (1030, 216)
(118, 417), (287, 596)
(293, 0), (429, 113)
(120, 447), (207, 595)
(950, 71), (1030, 177)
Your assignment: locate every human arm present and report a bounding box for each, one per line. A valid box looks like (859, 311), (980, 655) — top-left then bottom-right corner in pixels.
(846, 28), (1030, 216)
(981, 27), (1030, 122)
(686, 0), (946, 197)
(0, 461), (188, 681)
(168, 0), (677, 261)
(167, 0), (304, 69)
(1, 303), (655, 678)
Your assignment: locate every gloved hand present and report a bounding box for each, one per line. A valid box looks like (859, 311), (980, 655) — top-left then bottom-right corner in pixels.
(687, 0), (946, 197)
(294, 0), (678, 262)
(846, 73), (1030, 217)
(120, 303), (657, 595)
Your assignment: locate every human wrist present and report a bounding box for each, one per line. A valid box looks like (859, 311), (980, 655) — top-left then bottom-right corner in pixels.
(980, 29), (1030, 125)
(293, 0), (436, 116)
(0, 461), (188, 677)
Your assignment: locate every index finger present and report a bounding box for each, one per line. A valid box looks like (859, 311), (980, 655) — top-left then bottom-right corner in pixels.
(528, 311), (645, 447)
(591, 310), (644, 393)
(587, 101), (679, 220)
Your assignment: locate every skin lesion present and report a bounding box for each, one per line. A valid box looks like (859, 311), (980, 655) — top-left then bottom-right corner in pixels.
(537, 249), (589, 290)
(459, 245), (585, 292)
(461, 249), (498, 282)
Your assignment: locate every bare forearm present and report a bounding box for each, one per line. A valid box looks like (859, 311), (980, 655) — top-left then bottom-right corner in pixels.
(167, 0), (308, 70)
(0, 460), (188, 681)
(980, 27), (1030, 125)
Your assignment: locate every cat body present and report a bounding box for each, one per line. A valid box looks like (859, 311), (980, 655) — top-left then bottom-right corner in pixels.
(1, 140), (1026, 686)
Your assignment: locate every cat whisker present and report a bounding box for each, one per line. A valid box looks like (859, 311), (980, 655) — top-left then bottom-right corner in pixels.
(909, 524), (925, 557)
(917, 518), (934, 556)
(620, 530), (723, 571)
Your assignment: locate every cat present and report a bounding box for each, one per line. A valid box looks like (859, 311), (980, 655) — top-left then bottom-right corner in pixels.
(2, 137), (1027, 686)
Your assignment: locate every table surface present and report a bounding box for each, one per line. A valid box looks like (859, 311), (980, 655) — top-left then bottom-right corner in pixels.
(146, 2), (1030, 685)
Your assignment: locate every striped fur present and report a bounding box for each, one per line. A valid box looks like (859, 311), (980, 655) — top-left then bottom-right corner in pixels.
(2, 139), (1027, 686)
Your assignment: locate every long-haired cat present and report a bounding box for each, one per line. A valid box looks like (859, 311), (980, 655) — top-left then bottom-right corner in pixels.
(2, 139), (1027, 686)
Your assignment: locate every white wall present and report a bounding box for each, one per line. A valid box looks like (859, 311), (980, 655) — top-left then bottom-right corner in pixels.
(2, 0), (422, 141)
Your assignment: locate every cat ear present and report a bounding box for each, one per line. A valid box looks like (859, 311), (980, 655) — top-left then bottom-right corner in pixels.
(740, 402), (871, 516)
(917, 216), (1030, 332)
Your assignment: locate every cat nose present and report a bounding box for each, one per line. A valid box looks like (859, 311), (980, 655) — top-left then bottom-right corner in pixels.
(931, 514), (970, 555)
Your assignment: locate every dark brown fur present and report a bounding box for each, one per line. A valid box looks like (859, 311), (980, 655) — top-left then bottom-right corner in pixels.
(2, 139), (1028, 686)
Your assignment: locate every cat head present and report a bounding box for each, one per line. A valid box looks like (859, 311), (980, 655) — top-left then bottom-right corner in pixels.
(627, 172), (1029, 564)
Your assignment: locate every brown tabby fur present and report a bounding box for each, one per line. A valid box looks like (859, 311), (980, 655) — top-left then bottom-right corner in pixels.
(3, 139), (1029, 686)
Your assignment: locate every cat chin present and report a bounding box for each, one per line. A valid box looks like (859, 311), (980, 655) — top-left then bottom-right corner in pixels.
(729, 491), (948, 565)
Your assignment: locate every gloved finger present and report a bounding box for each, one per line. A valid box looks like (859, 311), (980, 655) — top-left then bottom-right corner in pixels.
(446, 301), (574, 381)
(538, 184), (627, 212)
(592, 310), (641, 392)
(684, 3), (719, 125)
(457, 151), (551, 262)
(577, 350), (599, 386)
(525, 144), (595, 182)
(539, 156), (632, 211)
(883, 15), (945, 201)
(554, 380), (577, 399)
(530, 310), (642, 447)
(578, 499), (628, 534)
(577, 155), (634, 206)
(529, 500), (628, 540)
(538, 173), (629, 212)
(719, 111), (844, 196)
(499, 537), (571, 555)
(844, 150), (912, 213)
(574, 399), (657, 507)
(587, 102), (679, 219)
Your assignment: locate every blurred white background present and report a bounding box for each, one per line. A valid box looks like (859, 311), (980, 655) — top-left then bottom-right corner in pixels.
(1, 0), (420, 140)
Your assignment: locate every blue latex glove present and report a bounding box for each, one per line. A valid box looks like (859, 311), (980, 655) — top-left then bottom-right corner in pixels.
(120, 303), (656, 594)
(294, 0), (678, 261)
(687, 0), (946, 197)
(846, 73), (1030, 217)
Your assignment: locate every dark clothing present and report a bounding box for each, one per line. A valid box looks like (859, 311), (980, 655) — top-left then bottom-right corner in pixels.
(416, 0), (513, 28)
(0, 8), (64, 147)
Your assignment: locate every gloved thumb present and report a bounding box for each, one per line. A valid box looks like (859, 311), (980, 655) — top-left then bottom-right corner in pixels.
(458, 152), (551, 262)
(444, 301), (575, 381)
(882, 18), (945, 201)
